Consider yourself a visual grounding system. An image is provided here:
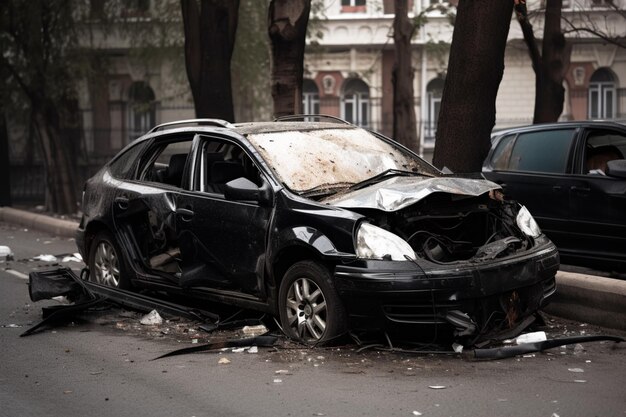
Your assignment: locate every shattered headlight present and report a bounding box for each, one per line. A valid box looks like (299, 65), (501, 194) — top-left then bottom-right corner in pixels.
(356, 223), (415, 261)
(516, 205), (541, 238)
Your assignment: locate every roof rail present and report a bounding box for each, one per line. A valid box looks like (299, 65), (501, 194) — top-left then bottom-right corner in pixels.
(148, 118), (234, 133)
(274, 114), (353, 125)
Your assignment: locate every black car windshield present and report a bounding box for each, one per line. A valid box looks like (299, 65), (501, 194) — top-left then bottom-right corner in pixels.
(247, 127), (438, 193)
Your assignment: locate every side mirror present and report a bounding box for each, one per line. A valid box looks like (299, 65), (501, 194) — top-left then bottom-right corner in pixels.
(224, 177), (272, 205)
(606, 159), (626, 179)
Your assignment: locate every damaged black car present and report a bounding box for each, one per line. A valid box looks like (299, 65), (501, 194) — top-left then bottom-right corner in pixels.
(76, 116), (559, 344)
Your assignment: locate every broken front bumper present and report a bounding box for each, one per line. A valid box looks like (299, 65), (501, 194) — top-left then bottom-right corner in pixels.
(333, 236), (559, 335)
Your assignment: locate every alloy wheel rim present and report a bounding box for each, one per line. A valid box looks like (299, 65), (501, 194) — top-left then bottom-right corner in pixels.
(93, 241), (120, 287)
(285, 277), (327, 341)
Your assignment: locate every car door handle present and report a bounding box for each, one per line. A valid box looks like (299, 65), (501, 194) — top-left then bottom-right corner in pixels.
(176, 208), (195, 221)
(571, 186), (591, 193)
(114, 196), (129, 210)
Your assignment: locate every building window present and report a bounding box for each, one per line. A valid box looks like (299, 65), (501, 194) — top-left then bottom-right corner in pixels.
(128, 81), (156, 142)
(342, 78), (370, 127)
(302, 79), (320, 117)
(341, 0), (366, 13)
(588, 68), (617, 119)
(425, 77), (444, 140)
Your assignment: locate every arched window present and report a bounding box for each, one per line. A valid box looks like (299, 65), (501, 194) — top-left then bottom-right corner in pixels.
(588, 68), (617, 119)
(302, 79), (320, 116)
(342, 78), (369, 127)
(128, 81), (156, 141)
(426, 77), (444, 139)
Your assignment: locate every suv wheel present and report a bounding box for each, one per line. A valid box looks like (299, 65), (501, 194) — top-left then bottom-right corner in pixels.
(88, 231), (132, 289)
(278, 261), (346, 344)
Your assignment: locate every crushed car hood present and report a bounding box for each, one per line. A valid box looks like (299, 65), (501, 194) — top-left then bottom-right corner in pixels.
(322, 176), (501, 212)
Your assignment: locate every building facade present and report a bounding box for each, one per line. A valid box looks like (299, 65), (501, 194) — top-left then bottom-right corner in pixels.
(302, 0), (626, 160)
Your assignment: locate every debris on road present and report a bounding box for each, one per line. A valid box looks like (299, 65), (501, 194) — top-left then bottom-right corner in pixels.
(33, 254), (58, 262)
(470, 335), (624, 360)
(218, 357), (231, 365)
(242, 324), (268, 336)
(140, 310), (163, 326)
(428, 385), (447, 389)
(514, 331), (547, 345)
(0, 245), (14, 261)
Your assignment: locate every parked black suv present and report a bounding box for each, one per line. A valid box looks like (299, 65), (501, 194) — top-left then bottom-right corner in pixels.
(77, 116), (558, 343)
(483, 121), (626, 273)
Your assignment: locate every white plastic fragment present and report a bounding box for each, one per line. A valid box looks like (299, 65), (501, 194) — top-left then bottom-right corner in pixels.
(273, 378), (283, 384)
(568, 368), (584, 373)
(428, 385), (446, 389)
(61, 253), (83, 263)
(573, 379), (587, 383)
(552, 413), (560, 417)
(275, 369), (290, 375)
(33, 254), (57, 262)
(232, 347), (247, 353)
(242, 324), (268, 336)
(452, 343), (463, 353)
(0, 246), (14, 261)
(514, 331), (547, 344)
(218, 357), (231, 365)
(412, 411), (422, 416)
(248, 346), (258, 354)
(140, 309), (163, 325)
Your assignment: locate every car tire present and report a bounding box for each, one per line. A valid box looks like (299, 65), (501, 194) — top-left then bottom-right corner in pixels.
(278, 261), (347, 344)
(88, 230), (132, 289)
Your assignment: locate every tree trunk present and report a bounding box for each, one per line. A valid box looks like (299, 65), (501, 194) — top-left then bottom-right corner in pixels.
(432, 0), (514, 173)
(0, 111), (10, 206)
(392, 0), (419, 152)
(268, 0), (311, 118)
(517, 0), (571, 123)
(181, 0), (239, 121)
(33, 105), (78, 215)
(535, 0), (571, 123)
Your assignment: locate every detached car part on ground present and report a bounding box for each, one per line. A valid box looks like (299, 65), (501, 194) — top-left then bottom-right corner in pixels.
(76, 116), (559, 345)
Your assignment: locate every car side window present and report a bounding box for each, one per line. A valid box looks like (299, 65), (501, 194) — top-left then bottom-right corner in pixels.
(140, 139), (193, 188)
(490, 134), (515, 170)
(507, 129), (575, 174)
(108, 142), (147, 179)
(197, 138), (263, 195)
(584, 130), (626, 176)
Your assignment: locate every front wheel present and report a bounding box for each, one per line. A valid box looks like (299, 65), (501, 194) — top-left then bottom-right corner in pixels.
(88, 231), (132, 289)
(278, 261), (347, 344)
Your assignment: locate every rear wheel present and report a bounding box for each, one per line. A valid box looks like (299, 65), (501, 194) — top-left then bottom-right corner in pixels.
(278, 261), (347, 344)
(88, 231), (132, 289)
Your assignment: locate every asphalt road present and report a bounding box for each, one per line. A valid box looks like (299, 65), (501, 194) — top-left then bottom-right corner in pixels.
(1, 222), (625, 417)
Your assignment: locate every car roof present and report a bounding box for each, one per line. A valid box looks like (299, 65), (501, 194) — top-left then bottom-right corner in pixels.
(492, 120), (626, 138)
(132, 120), (358, 144)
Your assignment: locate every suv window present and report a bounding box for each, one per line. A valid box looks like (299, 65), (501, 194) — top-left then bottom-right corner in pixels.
(584, 130), (626, 175)
(494, 129), (575, 174)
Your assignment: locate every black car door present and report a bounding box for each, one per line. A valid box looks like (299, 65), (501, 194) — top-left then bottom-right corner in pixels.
(175, 134), (273, 298)
(483, 128), (578, 250)
(568, 127), (626, 267)
(111, 136), (195, 281)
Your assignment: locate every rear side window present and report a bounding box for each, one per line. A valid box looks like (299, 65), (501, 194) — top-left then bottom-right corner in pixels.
(494, 129), (575, 174)
(108, 142), (147, 179)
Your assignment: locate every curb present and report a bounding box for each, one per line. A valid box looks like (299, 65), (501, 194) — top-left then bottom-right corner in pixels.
(1, 206), (625, 332)
(547, 271), (626, 332)
(0, 207), (79, 239)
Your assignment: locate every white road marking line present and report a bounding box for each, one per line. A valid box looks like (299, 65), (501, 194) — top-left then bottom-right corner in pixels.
(5, 269), (29, 280)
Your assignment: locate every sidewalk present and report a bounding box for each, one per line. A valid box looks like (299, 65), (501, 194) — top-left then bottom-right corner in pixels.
(2, 206), (625, 332)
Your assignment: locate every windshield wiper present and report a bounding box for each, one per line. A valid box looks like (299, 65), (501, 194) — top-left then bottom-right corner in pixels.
(348, 169), (421, 191)
(298, 182), (354, 198)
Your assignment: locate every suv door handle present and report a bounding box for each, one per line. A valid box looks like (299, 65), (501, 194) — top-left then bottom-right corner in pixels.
(176, 208), (195, 221)
(114, 196), (129, 210)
